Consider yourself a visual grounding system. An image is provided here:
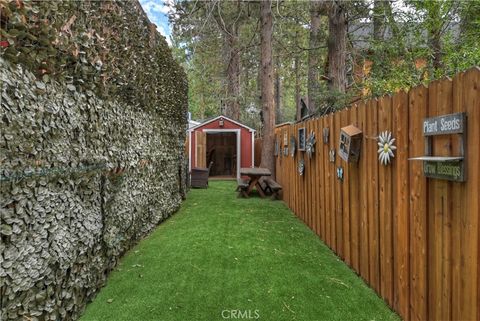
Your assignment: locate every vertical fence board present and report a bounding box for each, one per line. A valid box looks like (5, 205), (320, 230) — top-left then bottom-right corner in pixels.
(334, 112), (343, 257)
(349, 106), (360, 273)
(330, 114), (337, 253)
(393, 90), (410, 320)
(367, 99), (380, 293)
(378, 95), (394, 305)
(461, 68), (479, 321)
(322, 116), (332, 248)
(357, 101), (370, 282)
(451, 71), (465, 321)
(409, 85), (428, 321)
(341, 109), (351, 265)
(315, 118), (322, 236)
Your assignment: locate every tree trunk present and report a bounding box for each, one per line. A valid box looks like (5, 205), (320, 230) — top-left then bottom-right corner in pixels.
(373, 0), (388, 41)
(294, 53), (301, 122)
(307, 0), (323, 115)
(275, 58), (282, 124)
(425, 3), (444, 72)
(259, 0), (275, 179)
(225, 24), (241, 120)
(327, 2), (347, 97)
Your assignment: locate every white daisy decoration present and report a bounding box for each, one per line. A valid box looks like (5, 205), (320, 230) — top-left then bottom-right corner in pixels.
(377, 131), (397, 165)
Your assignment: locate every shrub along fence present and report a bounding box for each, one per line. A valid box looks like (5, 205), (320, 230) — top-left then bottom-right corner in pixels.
(274, 67), (479, 321)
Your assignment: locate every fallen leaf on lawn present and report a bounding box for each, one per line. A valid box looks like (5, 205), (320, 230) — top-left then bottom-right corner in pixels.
(328, 277), (350, 288)
(107, 299), (113, 303)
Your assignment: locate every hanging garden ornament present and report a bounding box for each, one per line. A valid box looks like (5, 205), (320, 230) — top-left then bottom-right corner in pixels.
(298, 158), (305, 176)
(336, 166), (344, 181)
(290, 135), (296, 157)
(306, 131), (316, 159)
(274, 138), (279, 157)
(377, 131), (397, 165)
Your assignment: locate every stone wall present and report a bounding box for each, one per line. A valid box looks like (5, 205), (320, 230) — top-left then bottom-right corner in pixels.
(0, 1), (188, 320)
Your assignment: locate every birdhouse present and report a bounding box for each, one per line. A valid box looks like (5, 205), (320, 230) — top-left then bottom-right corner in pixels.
(338, 125), (363, 163)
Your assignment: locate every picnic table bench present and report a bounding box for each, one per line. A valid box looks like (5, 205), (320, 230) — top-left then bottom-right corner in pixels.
(236, 178), (250, 198)
(263, 177), (282, 200)
(238, 167), (271, 198)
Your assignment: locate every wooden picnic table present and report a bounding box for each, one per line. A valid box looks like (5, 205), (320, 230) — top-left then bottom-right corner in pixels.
(240, 167), (271, 198)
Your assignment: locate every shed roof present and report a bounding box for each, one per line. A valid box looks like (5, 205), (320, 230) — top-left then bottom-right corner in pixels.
(189, 115), (256, 132)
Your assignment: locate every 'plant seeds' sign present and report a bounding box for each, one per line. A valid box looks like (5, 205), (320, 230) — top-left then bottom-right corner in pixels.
(417, 112), (467, 182)
(423, 112), (465, 136)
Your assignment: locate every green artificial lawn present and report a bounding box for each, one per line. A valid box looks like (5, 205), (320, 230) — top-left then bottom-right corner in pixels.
(81, 181), (399, 321)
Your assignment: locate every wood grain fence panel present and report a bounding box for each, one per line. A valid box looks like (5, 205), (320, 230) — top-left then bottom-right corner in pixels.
(322, 116), (333, 248)
(367, 98), (380, 293)
(334, 112), (343, 257)
(451, 71), (465, 321)
(340, 109), (351, 264)
(310, 119), (317, 233)
(349, 105), (360, 273)
(330, 114), (338, 253)
(439, 78), (453, 321)
(460, 67), (479, 321)
(392, 90), (410, 320)
(427, 78), (453, 321)
(409, 85), (429, 321)
(310, 119), (316, 233)
(357, 101), (370, 283)
(378, 95), (394, 305)
(314, 118), (322, 236)
(304, 120), (311, 228)
(273, 68), (479, 321)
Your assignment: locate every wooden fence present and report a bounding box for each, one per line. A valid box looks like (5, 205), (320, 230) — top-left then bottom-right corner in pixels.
(274, 67), (479, 321)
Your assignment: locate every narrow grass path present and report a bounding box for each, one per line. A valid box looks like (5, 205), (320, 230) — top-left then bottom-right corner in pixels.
(81, 181), (399, 321)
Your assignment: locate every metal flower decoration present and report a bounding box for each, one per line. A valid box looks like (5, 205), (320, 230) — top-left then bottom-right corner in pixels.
(290, 135), (296, 157)
(298, 159), (305, 176)
(305, 131), (316, 159)
(377, 131), (396, 165)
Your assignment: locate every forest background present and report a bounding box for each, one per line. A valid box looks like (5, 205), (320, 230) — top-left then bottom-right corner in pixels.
(168, 0), (480, 132)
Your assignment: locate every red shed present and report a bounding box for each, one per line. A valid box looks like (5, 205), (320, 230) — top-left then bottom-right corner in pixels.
(188, 115), (255, 179)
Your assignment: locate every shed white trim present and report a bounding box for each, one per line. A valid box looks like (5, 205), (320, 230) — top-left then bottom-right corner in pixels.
(189, 115), (256, 133)
(202, 128), (241, 180)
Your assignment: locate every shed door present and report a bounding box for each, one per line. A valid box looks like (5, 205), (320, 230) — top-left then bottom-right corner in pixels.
(195, 131), (206, 168)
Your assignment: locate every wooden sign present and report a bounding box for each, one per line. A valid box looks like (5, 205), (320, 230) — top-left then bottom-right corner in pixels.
(423, 160), (465, 182)
(423, 112), (466, 136)
(409, 112), (467, 182)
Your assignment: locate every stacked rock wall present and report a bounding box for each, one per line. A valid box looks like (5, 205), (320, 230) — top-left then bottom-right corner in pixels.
(0, 1), (188, 320)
